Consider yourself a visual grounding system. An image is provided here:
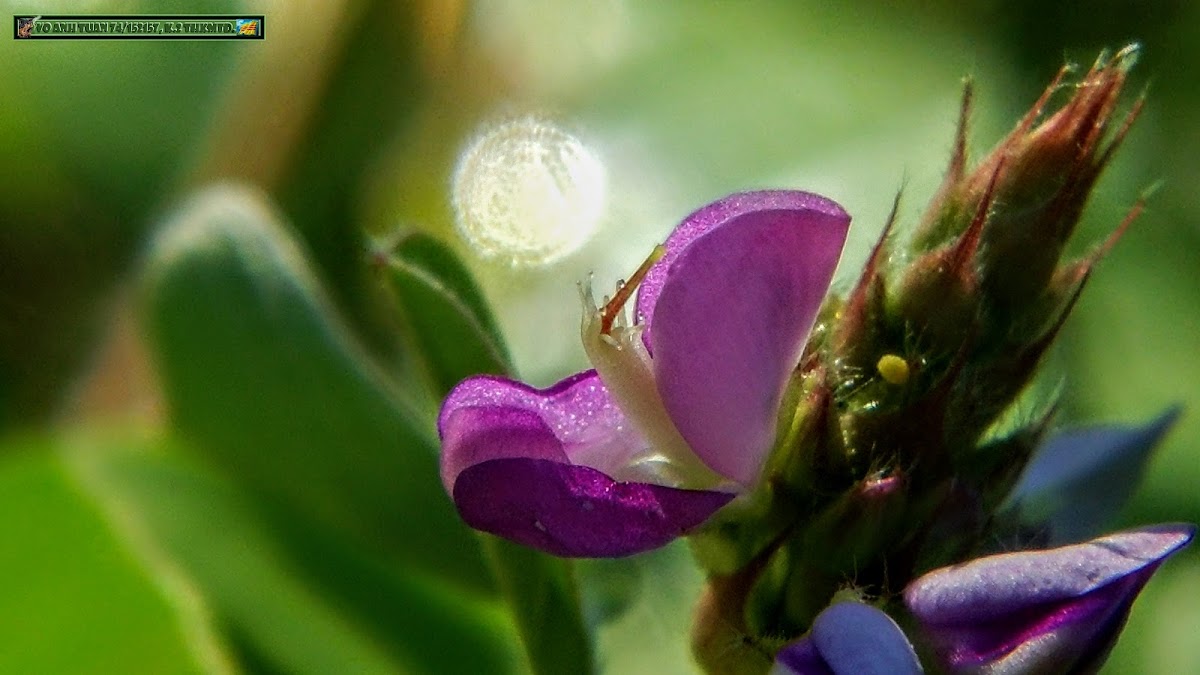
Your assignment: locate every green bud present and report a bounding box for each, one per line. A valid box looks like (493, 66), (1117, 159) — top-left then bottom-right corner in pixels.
(687, 48), (1150, 672)
(912, 47), (1141, 336)
(801, 473), (909, 573)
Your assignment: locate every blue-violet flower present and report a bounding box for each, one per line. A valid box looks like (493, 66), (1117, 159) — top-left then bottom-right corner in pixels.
(904, 523), (1194, 673)
(772, 601), (922, 675)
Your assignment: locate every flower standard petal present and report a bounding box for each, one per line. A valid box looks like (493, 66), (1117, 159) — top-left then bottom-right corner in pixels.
(904, 524), (1196, 673)
(636, 190), (849, 340)
(641, 191), (850, 485)
(772, 602), (922, 675)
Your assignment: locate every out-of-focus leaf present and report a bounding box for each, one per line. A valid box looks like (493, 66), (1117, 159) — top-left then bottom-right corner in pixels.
(6, 0), (241, 215)
(0, 438), (215, 674)
(79, 439), (524, 675)
(0, 0), (241, 429)
(392, 232), (509, 359)
(1063, 213), (1200, 528)
(382, 232), (594, 674)
(383, 234), (510, 394)
(1003, 408), (1181, 544)
(581, 542), (703, 675)
(274, 0), (425, 339)
(140, 183), (489, 589)
(483, 537), (595, 675)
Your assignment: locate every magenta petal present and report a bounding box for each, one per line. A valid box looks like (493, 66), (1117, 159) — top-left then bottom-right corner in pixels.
(439, 373), (731, 556)
(453, 457), (735, 557)
(904, 524), (1195, 672)
(642, 191), (849, 484)
(439, 405), (569, 493)
(439, 371), (645, 489)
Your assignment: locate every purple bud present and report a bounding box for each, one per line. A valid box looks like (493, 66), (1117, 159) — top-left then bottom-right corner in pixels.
(772, 602), (922, 675)
(904, 524), (1194, 673)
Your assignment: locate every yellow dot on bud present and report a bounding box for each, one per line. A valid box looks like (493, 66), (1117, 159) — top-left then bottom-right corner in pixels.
(876, 354), (910, 385)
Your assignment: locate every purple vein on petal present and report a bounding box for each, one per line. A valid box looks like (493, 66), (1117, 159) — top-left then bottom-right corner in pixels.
(904, 524), (1195, 671)
(927, 574), (1141, 668)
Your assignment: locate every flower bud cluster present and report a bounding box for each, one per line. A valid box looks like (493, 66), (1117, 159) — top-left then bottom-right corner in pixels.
(691, 48), (1152, 655)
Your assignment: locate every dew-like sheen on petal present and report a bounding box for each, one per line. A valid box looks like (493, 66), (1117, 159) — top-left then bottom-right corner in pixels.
(453, 457), (734, 557)
(439, 370), (646, 486)
(439, 373), (734, 557)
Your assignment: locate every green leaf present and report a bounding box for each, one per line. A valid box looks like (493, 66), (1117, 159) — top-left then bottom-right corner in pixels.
(274, 0), (426, 336)
(0, 438), (215, 674)
(580, 543), (707, 675)
(383, 233), (510, 394)
(381, 234), (595, 674)
(76, 438), (524, 675)
(6, 0), (242, 215)
(483, 538), (595, 675)
(392, 233), (509, 360)
(140, 184), (489, 589)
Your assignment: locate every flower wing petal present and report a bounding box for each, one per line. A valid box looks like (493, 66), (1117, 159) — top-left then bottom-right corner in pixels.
(439, 404), (570, 494)
(439, 371), (645, 490)
(643, 191), (849, 484)
(453, 457), (734, 557)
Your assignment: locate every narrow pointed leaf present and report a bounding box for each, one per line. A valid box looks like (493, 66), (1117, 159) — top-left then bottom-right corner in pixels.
(391, 232), (510, 360)
(384, 249), (509, 394)
(484, 537), (595, 675)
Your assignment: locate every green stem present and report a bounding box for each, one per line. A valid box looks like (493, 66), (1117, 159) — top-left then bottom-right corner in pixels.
(482, 537), (595, 675)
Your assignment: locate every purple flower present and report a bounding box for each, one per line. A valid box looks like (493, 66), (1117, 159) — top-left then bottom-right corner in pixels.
(772, 601), (923, 675)
(439, 191), (850, 556)
(904, 524), (1195, 673)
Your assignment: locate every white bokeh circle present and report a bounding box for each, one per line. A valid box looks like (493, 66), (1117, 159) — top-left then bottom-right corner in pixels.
(452, 115), (607, 267)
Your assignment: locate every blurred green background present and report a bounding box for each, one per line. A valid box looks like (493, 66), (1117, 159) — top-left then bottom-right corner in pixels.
(1, 1), (1197, 673)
